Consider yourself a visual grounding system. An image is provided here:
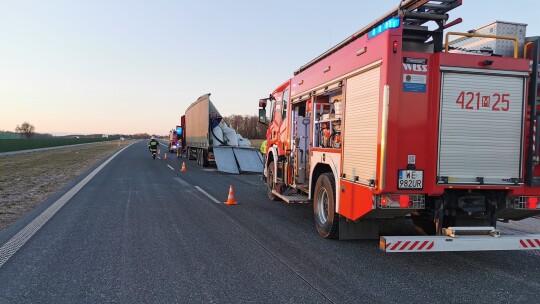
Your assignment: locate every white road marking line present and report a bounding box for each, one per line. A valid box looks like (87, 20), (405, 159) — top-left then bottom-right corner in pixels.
(0, 143), (133, 268)
(195, 186), (222, 204)
(174, 177), (190, 187)
(157, 156), (161, 159)
(167, 165), (174, 171)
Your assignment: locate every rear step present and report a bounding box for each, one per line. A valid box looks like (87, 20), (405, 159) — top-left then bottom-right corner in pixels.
(271, 190), (310, 203)
(380, 226), (540, 252)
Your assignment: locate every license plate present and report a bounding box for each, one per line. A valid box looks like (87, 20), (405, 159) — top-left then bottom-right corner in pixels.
(398, 170), (423, 189)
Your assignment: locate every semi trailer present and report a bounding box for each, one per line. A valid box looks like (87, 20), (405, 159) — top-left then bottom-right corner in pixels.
(184, 93), (263, 174)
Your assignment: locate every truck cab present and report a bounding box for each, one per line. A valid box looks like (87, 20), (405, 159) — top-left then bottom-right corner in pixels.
(168, 128), (179, 153)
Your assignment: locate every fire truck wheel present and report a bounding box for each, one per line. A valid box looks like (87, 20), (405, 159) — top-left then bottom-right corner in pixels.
(313, 173), (339, 239)
(266, 162), (280, 201)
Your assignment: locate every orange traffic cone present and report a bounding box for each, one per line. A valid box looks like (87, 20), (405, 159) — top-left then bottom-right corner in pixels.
(224, 184), (238, 205)
(158, 149), (161, 155)
(181, 162), (187, 172)
(163, 153), (168, 160)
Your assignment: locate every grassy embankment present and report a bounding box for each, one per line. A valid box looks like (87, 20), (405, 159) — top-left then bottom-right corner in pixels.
(0, 140), (132, 230)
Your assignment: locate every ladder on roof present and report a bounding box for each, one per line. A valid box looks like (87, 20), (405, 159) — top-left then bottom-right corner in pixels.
(400, 0), (462, 52)
(401, 0), (462, 26)
(296, 0), (462, 74)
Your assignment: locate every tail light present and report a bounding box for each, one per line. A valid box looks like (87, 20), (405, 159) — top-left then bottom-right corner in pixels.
(378, 194), (425, 209)
(529, 197), (538, 209)
(513, 197), (540, 209)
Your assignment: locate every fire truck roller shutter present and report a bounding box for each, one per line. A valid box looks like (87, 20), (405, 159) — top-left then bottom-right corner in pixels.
(342, 66), (381, 185)
(438, 68), (527, 184)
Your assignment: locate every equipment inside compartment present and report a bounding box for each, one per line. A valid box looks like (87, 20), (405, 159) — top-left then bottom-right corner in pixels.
(314, 91), (342, 149)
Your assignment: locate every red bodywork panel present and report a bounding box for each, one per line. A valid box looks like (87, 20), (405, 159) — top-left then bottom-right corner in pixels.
(266, 81), (291, 158)
(180, 116), (186, 150)
(169, 130), (178, 143)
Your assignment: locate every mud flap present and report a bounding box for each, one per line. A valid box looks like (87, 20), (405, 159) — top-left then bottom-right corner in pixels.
(339, 219), (380, 240)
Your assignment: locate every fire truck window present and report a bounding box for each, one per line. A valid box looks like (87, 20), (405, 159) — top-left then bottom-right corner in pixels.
(282, 88), (289, 120)
(269, 99), (275, 122)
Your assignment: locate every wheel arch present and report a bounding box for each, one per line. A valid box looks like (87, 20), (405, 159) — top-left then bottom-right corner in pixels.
(266, 146), (278, 181)
(310, 163), (336, 200)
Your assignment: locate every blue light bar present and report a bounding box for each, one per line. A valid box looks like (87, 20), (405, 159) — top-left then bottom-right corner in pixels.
(176, 128), (182, 135)
(368, 17), (400, 39)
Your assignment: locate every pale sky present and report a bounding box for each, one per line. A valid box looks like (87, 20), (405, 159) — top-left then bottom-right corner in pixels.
(1, 0), (539, 135)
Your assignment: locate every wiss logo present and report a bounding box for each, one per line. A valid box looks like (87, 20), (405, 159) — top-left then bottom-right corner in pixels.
(403, 63), (428, 72)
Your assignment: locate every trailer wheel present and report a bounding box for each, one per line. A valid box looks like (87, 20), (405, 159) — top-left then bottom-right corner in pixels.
(202, 150), (209, 167)
(197, 149), (202, 166)
(313, 173), (339, 239)
(266, 162), (280, 201)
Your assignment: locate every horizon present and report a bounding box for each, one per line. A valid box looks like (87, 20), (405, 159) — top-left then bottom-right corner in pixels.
(1, 0), (539, 135)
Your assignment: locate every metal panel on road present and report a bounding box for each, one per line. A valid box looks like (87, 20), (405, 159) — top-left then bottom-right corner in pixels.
(213, 147), (239, 174)
(233, 148), (263, 173)
(438, 70), (525, 184)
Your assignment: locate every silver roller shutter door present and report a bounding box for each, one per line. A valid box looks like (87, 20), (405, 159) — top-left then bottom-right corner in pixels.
(438, 71), (525, 184)
(343, 67), (381, 185)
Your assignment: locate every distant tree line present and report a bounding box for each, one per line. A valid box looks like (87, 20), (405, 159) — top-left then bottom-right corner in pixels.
(132, 133), (152, 139)
(15, 121), (36, 138)
(222, 115), (266, 139)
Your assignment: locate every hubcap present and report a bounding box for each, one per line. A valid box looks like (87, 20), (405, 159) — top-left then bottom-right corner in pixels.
(317, 188), (329, 224)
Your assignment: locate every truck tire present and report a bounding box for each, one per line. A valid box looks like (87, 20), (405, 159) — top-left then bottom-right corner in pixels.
(313, 173), (339, 239)
(266, 162), (280, 201)
(202, 150), (209, 167)
(188, 148), (196, 160)
(197, 149), (202, 166)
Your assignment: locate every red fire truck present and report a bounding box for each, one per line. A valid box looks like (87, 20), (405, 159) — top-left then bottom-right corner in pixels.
(168, 126), (182, 155)
(258, 0), (540, 252)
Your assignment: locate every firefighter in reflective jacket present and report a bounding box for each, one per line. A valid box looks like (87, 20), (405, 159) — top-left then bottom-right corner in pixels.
(148, 136), (159, 156)
(260, 139), (267, 155)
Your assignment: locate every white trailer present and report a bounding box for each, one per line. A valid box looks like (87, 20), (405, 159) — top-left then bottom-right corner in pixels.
(184, 93), (263, 173)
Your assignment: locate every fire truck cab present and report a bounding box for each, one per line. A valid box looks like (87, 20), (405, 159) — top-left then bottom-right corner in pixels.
(168, 126), (182, 155)
(258, 0), (540, 252)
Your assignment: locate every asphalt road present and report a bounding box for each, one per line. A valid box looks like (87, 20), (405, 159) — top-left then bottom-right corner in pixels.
(1, 141), (540, 303)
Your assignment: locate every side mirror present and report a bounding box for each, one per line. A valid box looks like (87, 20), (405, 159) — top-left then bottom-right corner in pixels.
(259, 99), (267, 110)
(258, 108), (267, 125)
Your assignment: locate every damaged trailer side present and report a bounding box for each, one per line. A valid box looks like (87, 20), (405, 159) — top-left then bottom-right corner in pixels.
(184, 93), (263, 174)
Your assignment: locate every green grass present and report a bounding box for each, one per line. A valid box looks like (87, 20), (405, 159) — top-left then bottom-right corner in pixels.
(0, 138), (115, 153)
